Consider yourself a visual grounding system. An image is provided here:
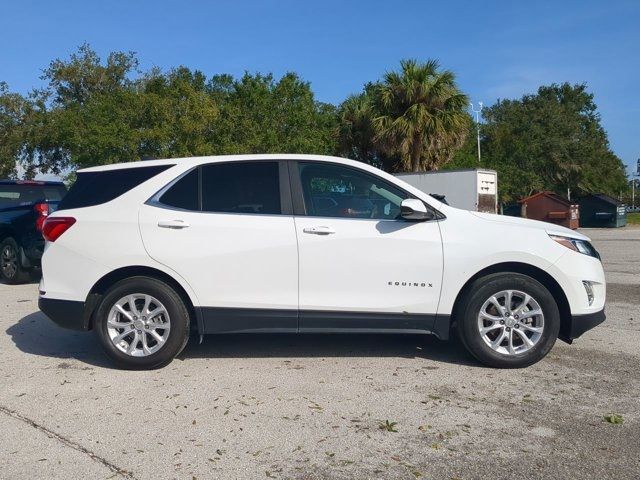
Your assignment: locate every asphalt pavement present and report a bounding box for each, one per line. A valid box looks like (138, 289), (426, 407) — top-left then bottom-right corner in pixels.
(1, 227), (638, 479)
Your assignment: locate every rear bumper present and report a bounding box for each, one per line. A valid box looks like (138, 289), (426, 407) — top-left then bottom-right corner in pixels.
(560, 308), (606, 343)
(39, 297), (91, 331)
(23, 242), (44, 264)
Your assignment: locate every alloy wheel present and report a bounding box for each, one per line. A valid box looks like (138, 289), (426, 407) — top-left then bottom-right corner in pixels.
(477, 289), (544, 355)
(107, 294), (171, 357)
(1, 245), (18, 279)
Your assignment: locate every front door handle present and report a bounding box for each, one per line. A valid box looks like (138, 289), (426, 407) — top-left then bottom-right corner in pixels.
(158, 219), (190, 229)
(303, 226), (335, 235)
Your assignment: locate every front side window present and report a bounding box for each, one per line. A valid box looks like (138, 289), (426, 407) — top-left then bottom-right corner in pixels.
(298, 162), (408, 220)
(201, 162), (281, 214)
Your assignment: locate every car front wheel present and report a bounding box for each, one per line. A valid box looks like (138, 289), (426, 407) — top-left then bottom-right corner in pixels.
(94, 277), (190, 369)
(456, 272), (560, 368)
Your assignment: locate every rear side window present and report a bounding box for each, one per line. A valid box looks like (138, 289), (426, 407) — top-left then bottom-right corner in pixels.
(201, 162), (281, 214)
(158, 169), (199, 211)
(58, 165), (173, 210)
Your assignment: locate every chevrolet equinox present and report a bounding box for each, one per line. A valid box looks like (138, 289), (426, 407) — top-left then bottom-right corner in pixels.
(38, 155), (606, 369)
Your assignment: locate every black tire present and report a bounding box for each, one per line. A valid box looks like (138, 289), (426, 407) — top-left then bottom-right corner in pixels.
(0, 237), (31, 284)
(94, 276), (190, 370)
(456, 272), (560, 368)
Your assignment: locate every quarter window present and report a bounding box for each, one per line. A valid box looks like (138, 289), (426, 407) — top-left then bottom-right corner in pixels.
(298, 162), (408, 220)
(201, 162), (281, 214)
(158, 168), (199, 211)
(59, 165), (173, 211)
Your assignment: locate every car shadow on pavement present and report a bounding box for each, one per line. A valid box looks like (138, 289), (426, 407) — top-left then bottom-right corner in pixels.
(8, 311), (480, 368)
(7, 311), (113, 368)
(0, 275), (40, 286)
(181, 332), (480, 367)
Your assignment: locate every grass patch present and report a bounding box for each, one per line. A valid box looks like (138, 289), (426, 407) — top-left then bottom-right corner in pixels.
(627, 212), (640, 225)
(603, 413), (624, 424)
(379, 420), (398, 432)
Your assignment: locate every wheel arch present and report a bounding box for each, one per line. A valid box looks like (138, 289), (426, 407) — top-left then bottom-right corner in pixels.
(0, 228), (16, 243)
(450, 262), (571, 340)
(85, 265), (199, 331)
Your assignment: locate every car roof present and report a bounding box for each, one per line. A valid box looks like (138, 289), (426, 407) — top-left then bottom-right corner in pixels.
(0, 179), (65, 186)
(77, 154), (361, 173)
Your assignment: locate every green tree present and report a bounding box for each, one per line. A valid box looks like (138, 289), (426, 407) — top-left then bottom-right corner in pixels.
(18, 44), (144, 173)
(42, 43), (138, 108)
(0, 82), (29, 177)
(2, 44), (628, 202)
(336, 87), (396, 171)
(208, 72), (337, 155)
(482, 83), (627, 201)
(138, 66), (219, 159)
(13, 45), (337, 174)
(371, 59), (470, 172)
(441, 119), (480, 170)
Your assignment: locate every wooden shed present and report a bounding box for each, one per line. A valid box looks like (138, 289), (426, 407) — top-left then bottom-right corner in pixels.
(519, 191), (580, 229)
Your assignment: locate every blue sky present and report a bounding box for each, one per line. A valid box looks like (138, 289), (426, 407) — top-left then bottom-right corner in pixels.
(1, 0), (638, 174)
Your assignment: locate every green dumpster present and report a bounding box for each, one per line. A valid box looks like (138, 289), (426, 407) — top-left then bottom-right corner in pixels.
(578, 194), (627, 228)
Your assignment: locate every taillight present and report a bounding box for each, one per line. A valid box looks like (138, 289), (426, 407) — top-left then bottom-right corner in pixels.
(34, 202), (50, 232)
(42, 217), (76, 242)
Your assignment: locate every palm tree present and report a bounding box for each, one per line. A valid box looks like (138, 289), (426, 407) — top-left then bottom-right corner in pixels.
(337, 90), (394, 171)
(372, 59), (470, 172)
(337, 93), (376, 162)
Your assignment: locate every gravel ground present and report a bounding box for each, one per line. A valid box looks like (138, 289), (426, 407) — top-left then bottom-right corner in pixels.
(1, 228), (639, 480)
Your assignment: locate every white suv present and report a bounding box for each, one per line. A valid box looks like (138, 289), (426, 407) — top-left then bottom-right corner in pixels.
(38, 155), (606, 369)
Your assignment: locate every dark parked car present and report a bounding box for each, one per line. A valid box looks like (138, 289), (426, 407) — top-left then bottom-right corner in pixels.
(0, 180), (67, 283)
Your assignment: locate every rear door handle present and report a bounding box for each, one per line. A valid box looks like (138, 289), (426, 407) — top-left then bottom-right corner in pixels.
(158, 219), (190, 229)
(303, 226), (335, 235)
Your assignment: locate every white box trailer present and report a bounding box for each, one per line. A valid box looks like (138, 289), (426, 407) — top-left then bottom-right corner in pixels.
(395, 168), (498, 213)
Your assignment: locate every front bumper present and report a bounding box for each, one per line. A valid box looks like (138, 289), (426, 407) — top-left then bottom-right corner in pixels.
(559, 308), (606, 343)
(39, 297), (91, 331)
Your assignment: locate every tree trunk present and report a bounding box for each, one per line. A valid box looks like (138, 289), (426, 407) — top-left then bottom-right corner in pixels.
(411, 139), (422, 172)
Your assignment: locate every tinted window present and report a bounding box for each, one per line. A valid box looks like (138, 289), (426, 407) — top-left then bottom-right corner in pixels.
(299, 162), (408, 220)
(58, 165), (173, 210)
(201, 162), (281, 214)
(42, 186), (67, 201)
(0, 184), (67, 207)
(158, 168), (199, 211)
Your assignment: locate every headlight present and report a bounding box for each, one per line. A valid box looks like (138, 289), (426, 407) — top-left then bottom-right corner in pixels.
(549, 235), (600, 260)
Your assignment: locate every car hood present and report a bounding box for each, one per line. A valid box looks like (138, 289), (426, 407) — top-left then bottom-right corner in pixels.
(468, 211), (590, 241)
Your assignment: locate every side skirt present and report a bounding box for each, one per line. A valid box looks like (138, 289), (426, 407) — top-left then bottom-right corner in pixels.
(197, 307), (451, 340)
(198, 307), (298, 334)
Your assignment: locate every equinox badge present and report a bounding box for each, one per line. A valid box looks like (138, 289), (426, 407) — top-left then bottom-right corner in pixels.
(388, 281), (432, 288)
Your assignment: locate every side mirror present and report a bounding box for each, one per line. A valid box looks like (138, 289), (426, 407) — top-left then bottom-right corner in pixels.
(401, 199), (434, 221)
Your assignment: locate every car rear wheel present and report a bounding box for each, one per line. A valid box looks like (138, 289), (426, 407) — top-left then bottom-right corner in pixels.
(0, 238), (31, 284)
(94, 277), (190, 369)
(456, 272), (560, 368)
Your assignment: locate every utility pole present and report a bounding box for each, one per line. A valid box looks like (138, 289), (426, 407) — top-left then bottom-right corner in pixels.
(470, 102), (483, 163)
(633, 158), (639, 209)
